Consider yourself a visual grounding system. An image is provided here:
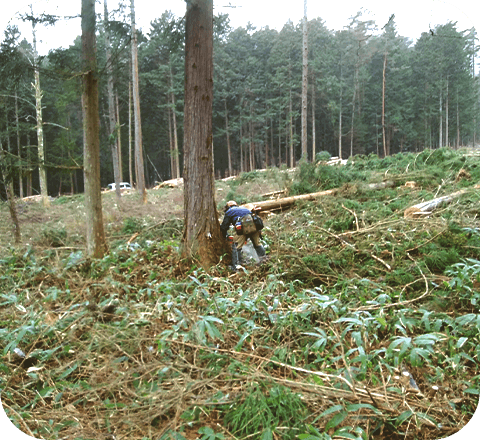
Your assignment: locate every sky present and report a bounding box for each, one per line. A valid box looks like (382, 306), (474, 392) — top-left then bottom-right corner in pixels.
(1, 0), (479, 55)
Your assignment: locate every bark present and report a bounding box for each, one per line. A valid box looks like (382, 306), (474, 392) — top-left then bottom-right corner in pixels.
(115, 93), (123, 177)
(278, 116), (281, 166)
(183, 0), (224, 267)
(446, 78), (449, 147)
(104, 0), (121, 200)
(170, 65), (181, 179)
(1, 140), (21, 244)
(350, 67), (357, 158)
(338, 65), (343, 159)
(26, 134), (32, 197)
(128, 80), (133, 187)
(168, 101), (174, 178)
(439, 82), (443, 148)
(249, 108), (254, 171)
(82, 0), (107, 258)
(15, 91), (23, 199)
(225, 98), (233, 176)
(240, 116), (244, 172)
(311, 69), (316, 161)
(301, 0), (308, 160)
(131, 0), (147, 203)
(289, 88), (294, 167)
(270, 116), (274, 167)
(382, 49), (387, 157)
(456, 89), (460, 149)
(31, 16), (50, 208)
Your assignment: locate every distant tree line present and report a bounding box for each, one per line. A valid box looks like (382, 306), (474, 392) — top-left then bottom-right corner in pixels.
(0, 8), (478, 199)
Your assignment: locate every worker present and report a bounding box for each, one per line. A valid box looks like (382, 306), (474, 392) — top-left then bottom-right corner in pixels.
(220, 200), (267, 271)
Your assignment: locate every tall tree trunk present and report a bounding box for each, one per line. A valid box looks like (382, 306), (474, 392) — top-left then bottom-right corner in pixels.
(270, 116), (274, 167)
(131, 0), (147, 203)
(170, 65), (181, 179)
(183, 0), (224, 267)
(338, 65), (343, 159)
(249, 107), (254, 171)
(289, 89), (294, 168)
(445, 78), (449, 147)
(382, 49), (387, 157)
(225, 98), (233, 176)
(240, 117), (244, 173)
(82, 0), (107, 258)
(278, 115), (281, 166)
(31, 14), (49, 208)
(439, 82), (443, 148)
(301, 0), (308, 161)
(168, 102), (175, 179)
(311, 69), (316, 161)
(104, 0), (121, 199)
(350, 66), (358, 158)
(456, 88), (460, 149)
(128, 81), (133, 187)
(115, 93), (123, 179)
(26, 134), (32, 197)
(0, 143), (21, 244)
(15, 91), (23, 199)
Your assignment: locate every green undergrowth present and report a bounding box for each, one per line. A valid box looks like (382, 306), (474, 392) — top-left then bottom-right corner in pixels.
(1, 148), (480, 439)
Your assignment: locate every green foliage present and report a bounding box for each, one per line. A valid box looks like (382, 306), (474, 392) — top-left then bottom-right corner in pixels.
(38, 226), (67, 247)
(2, 148), (480, 438)
(315, 151), (332, 162)
(224, 384), (306, 438)
(445, 258), (480, 309)
(289, 161), (370, 196)
(122, 217), (143, 234)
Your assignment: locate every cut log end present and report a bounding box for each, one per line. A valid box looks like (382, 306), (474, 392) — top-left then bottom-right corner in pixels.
(404, 207), (431, 219)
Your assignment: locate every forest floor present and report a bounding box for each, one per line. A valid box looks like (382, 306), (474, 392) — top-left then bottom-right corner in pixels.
(1, 149), (480, 440)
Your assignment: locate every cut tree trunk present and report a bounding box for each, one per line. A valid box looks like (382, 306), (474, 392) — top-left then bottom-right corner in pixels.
(404, 189), (469, 218)
(252, 181), (395, 213)
(253, 190), (336, 212)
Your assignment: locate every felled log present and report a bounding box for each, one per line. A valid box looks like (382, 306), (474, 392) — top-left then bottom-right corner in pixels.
(249, 189), (337, 212)
(251, 181), (395, 212)
(404, 189), (468, 218)
(153, 178), (184, 189)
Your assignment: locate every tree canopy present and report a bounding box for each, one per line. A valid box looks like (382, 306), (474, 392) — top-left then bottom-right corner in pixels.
(0, 9), (479, 199)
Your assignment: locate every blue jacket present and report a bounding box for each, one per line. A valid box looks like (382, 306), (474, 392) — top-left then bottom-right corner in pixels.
(220, 206), (252, 238)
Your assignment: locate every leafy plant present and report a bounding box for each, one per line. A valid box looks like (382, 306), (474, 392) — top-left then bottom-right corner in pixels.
(224, 384), (306, 438)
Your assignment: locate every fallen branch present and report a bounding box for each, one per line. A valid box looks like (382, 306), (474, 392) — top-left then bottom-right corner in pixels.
(342, 203), (360, 231)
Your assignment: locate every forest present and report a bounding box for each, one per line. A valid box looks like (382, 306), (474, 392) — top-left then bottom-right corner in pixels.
(0, 6), (479, 199)
(1, 3), (480, 439)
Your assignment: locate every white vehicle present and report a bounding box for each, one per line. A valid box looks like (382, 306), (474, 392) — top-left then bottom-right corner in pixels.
(107, 182), (132, 191)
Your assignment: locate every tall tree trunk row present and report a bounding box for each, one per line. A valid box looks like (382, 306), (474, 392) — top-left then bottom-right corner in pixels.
(81, 0), (107, 258)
